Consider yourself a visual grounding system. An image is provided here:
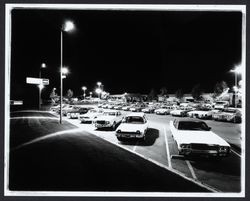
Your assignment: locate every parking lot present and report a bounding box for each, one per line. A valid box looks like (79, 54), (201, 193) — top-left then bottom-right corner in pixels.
(59, 106), (242, 193)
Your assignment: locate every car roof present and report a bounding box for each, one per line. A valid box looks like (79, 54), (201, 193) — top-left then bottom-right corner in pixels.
(175, 118), (205, 123)
(125, 112), (145, 117)
(104, 109), (119, 113)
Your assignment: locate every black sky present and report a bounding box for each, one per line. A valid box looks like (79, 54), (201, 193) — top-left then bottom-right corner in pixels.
(10, 9), (242, 101)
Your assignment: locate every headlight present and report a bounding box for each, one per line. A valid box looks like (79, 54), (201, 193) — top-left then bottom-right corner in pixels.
(219, 146), (228, 152)
(117, 130), (121, 133)
(180, 144), (191, 149)
(136, 130), (141, 134)
(106, 121), (110, 124)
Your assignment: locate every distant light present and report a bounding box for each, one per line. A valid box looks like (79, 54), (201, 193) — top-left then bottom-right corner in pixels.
(62, 67), (69, 74)
(97, 82), (102, 87)
(63, 21), (75, 32)
(82, 86), (87, 91)
(230, 64), (241, 74)
(41, 63), (46, 68)
(38, 84), (44, 90)
(233, 86), (238, 92)
(95, 88), (102, 94)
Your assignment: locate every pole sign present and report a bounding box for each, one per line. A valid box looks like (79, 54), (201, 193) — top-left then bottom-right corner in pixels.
(26, 77), (49, 85)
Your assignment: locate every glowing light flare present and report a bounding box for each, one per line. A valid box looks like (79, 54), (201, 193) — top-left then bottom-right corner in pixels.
(41, 63), (46, 68)
(63, 21), (75, 32)
(95, 88), (102, 94)
(82, 86), (87, 91)
(62, 67), (69, 74)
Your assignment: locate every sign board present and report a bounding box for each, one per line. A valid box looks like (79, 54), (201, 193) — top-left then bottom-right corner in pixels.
(26, 77), (49, 85)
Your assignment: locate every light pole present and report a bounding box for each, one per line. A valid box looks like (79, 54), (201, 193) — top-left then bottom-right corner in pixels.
(82, 86), (87, 99)
(39, 63), (46, 110)
(230, 65), (241, 108)
(96, 81), (102, 99)
(89, 92), (93, 98)
(60, 20), (74, 124)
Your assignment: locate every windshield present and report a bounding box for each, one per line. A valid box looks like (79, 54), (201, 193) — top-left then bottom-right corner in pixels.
(103, 112), (116, 116)
(178, 121), (209, 131)
(123, 116), (145, 124)
(222, 109), (236, 113)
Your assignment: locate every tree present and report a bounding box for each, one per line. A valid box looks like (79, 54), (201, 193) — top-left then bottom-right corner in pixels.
(191, 84), (203, 101)
(213, 81), (228, 97)
(148, 88), (157, 101)
(175, 89), (184, 100)
(160, 87), (168, 96)
(66, 89), (74, 100)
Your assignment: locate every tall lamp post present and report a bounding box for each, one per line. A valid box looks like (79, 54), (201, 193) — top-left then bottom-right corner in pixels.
(82, 86), (87, 99)
(39, 63), (46, 110)
(60, 20), (75, 124)
(230, 65), (241, 108)
(97, 81), (102, 99)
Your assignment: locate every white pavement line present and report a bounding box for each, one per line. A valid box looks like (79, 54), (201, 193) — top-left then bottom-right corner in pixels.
(11, 128), (84, 151)
(186, 160), (197, 180)
(10, 116), (58, 120)
(62, 118), (219, 193)
(231, 149), (241, 158)
(10, 110), (51, 113)
(163, 126), (172, 169)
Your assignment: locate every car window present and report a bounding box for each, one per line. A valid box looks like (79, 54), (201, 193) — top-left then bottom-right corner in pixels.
(178, 121), (209, 131)
(123, 116), (145, 124)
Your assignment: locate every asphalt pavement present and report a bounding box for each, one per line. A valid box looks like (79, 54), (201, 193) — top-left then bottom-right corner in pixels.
(8, 110), (212, 192)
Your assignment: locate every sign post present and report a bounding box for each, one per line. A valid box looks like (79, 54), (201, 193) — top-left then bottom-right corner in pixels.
(26, 77), (49, 110)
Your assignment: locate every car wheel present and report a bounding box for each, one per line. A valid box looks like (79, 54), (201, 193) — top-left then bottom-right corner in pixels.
(112, 122), (116, 130)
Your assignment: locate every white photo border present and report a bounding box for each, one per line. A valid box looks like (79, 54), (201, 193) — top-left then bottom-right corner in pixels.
(4, 3), (246, 197)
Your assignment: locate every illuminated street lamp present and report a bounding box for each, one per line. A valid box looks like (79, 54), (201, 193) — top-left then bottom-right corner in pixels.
(60, 20), (75, 124)
(95, 88), (102, 99)
(82, 86), (87, 99)
(39, 63), (46, 110)
(230, 64), (241, 107)
(89, 92), (93, 98)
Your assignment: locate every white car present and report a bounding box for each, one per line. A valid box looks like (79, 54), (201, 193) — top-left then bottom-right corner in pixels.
(187, 110), (213, 119)
(94, 110), (123, 129)
(116, 113), (148, 141)
(170, 108), (192, 117)
(79, 108), (104, 124)
(213, 101), (229, 109)
(169, 119), (231, 157)
(155, 106), (175, 115)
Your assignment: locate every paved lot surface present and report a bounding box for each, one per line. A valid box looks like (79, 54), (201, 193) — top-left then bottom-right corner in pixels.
(9, 110), (212, 193)
(63, 109), (242, 193)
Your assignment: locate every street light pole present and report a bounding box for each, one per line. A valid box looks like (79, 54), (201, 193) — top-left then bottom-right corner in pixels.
(60, 30), (63, 124)
(39, 63), (46, 110)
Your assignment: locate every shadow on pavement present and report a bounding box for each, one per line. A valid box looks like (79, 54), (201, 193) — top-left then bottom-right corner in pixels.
(118, 128), (159, 146)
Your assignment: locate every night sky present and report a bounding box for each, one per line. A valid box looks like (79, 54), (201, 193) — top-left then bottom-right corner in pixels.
(10, 8), (242, 102)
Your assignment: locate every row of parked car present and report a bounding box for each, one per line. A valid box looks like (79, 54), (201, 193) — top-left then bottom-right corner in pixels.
(50, 103), (232, 158)
(97, 101), (242, 123)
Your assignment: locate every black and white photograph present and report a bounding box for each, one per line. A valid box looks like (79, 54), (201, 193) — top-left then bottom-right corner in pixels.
(5, 4), (246, 197)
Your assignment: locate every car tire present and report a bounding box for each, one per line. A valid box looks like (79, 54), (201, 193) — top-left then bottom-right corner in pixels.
(112, 122), (116, 130)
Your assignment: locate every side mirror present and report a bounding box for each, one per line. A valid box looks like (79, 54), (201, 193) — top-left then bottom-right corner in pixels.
(207, 127), (211, 131)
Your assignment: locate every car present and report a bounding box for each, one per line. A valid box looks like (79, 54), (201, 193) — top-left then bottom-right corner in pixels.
(169, 119), (231, 157)
(187, 109), (213, 120)
(79, 108), (104, 124)
(122, 105), (133, 111)
(116, 113), (148, 141)
(62, 105), (75, 116)
(155, 106), (175, 115)
(67, 107), (90, 119)
(213, 101), (229, 109)
(170, 107), (192, 117)
(212, 108), (242, 123)
(142, 107), (155, 113)
(94, 110), (123, 130)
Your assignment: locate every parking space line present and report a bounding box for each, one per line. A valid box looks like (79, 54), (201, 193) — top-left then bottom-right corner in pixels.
(133, 142), (138, 152)
(185, 160), (197, 180)
(163, 126), (172, 169)
(231, 149), (241, 158)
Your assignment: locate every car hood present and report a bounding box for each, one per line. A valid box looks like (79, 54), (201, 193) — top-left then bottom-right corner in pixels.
(175, 130), (230, 146)
(80, 113), (99, 118)
(117, 123), (147, 132)
(95, 115), (116, 121)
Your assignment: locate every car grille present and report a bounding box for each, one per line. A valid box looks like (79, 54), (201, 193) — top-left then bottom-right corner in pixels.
(96, 120), (106, 124)
(191, 144), (218, 151)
